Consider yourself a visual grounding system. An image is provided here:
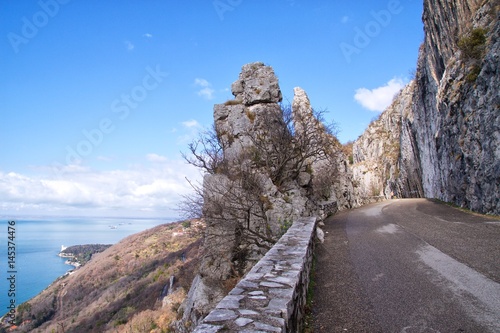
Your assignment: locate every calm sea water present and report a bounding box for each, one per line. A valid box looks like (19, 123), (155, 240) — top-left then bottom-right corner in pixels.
(0, 217), (175, 313)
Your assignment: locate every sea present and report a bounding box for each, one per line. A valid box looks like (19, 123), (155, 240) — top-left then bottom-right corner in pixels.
(0, 217), (175, 313)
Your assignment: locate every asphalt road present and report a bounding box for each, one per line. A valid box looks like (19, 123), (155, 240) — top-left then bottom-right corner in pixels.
(312, 199), (500, 333)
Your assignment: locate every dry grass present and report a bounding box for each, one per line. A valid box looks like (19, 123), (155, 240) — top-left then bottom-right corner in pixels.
(223, 99), (242, 106)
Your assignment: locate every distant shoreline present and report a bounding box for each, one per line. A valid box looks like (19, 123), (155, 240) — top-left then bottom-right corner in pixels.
(0, 217), (171, 316)
(58, 244), (112, 272)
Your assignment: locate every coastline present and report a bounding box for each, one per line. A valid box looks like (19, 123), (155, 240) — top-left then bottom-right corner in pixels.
(0, 217), (173, 316)
(58, 244), (112, 273)
(58, 250), (81, 271)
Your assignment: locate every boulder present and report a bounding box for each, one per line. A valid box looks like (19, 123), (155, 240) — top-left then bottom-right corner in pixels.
(231, 62), (282, 106)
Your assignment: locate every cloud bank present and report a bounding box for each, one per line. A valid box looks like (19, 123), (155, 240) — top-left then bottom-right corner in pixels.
(354, 78), (405, 112)
(0, 157), (201, 218)
(194, 78), (215, 100)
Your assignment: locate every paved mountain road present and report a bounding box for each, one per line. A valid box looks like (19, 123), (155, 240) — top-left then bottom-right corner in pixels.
(312, 199), (500, 333)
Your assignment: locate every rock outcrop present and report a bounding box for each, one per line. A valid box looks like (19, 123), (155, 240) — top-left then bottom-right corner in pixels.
(178, 62), (354, 330)
(353, 0), (499, 214)
(292, 87), (358, 211)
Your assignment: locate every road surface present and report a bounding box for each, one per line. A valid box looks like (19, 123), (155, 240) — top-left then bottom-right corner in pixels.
(312, 199), (500, 333)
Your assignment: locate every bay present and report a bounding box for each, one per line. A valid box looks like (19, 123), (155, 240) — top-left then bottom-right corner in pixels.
(0, 217), (175, 313)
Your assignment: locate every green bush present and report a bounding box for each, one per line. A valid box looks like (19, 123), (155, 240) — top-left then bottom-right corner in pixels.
(279, 218), (293, 237)
(466, 65), (482, 83)
(457, 27), (488, 83)
(458, 28), (487, 61)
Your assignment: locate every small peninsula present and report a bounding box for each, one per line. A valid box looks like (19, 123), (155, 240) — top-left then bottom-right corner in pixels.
(59, 244), (112, 268)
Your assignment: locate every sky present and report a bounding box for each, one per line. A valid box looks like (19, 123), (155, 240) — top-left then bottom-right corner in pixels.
(0, 0), (424, 218)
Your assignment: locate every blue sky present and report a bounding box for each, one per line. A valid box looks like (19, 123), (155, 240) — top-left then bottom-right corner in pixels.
(0, 0), (423, 218)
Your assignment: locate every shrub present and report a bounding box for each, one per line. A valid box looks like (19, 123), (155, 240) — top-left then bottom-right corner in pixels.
(457, 27), (488, 82)
(458, 28), (487, 61)
(466, 65), (482, 82)
(279, 218), (293, 237)
(341, 140), (354, 164)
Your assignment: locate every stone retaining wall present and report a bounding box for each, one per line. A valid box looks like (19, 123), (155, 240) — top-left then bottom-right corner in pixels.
(193, 217), (317, 333)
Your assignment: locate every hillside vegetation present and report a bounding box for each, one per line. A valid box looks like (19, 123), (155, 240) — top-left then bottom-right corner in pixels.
(1, 220), (204, 333)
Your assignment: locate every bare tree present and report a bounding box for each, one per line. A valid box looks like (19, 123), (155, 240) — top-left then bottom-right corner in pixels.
(181, 125), (226, 175)
(245, 103), (339, 187)
(179, 103), (340, 277)
(177, 178), (204, 220)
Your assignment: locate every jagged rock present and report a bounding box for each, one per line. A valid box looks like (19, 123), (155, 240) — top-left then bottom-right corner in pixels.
(231, 62), (283, 106)
(292, 87), (358, 210)
(298, 172), (312, 187)
(292, 87), (317, 137)
(181, 65), (355, 328)
(316, 227), (325, 243)
(181, 63), (295, 327)
(352, 82), (422, 202)
(178, 274), (226, 331)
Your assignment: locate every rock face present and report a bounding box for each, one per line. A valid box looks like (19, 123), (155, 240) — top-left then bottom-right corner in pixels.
(412, 0), (499, 214)
(353, 0), (499, 214)
(292, 87), (358, 211)
(352, 82), (424, 201)
(179, 63), (354, 330)
(231, 62), (283, 106)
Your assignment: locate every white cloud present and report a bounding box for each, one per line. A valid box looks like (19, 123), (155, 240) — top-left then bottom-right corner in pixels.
(194, 78), (215, 100)
(182, 120), (201, 128)
(198, 88), (215, 100)
(143, 33), (153, 38)
(341, 16), (349, 23)
(194, 78), (210, 87)
(124, 40), (135, 51)
(354, 78), (406, 112)
(0, 160), (201, 218)
(176, 120), (203, 145)
(146, 153), (168, 163)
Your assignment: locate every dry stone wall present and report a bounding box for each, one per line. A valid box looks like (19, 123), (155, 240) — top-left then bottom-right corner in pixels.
(193, 217), (317, 333)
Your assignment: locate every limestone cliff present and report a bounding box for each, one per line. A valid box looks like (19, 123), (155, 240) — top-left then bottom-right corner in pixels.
(353, 0), (499, 215)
